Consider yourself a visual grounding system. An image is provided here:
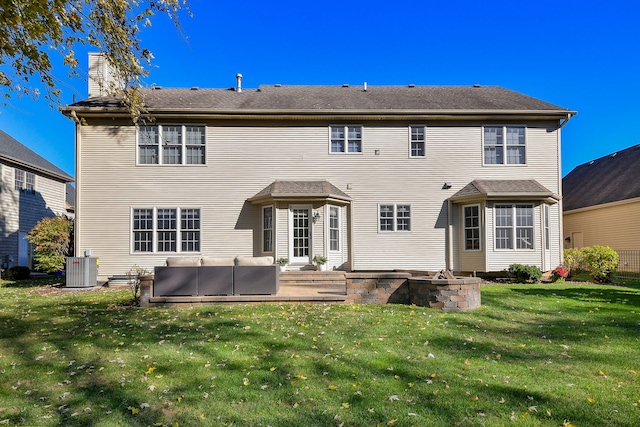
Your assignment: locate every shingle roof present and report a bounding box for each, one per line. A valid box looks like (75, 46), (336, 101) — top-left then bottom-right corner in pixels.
(0, 130), (73, 182)
(449, 180), (559, 203)
(67, 85), (574, 115)
(248, 180), (352, 203)
(562, 144), (640, 211)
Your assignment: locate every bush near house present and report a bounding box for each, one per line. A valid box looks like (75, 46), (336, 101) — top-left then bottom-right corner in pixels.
(7, 266), (30, 280)
(508, 263), (542, 283)
(26, 215), (73, 273)
(583, 245), (619, 283)
(564, 246), (619, 283)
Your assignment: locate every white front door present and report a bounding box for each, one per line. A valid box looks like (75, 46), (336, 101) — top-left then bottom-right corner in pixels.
(290, 206), (312, 264)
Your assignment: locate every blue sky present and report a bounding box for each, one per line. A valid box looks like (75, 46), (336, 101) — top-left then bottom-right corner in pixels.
(1, 0), (639, 178)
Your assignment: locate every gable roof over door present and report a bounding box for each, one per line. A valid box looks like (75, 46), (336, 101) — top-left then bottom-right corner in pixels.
(563, 144), (640, 211)
(248, 180), (352, 205)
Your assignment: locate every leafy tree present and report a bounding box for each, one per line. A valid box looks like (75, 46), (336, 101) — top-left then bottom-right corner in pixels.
(26, 215), (73, 273)
(0, 1), (190, 122)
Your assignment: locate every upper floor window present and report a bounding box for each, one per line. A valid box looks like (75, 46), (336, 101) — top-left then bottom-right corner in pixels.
(409, 126), (426, 157)
(464, 205), (480, 251)
(132, 207), (200, 253)
(330, 125), (362, 153)
(483, 126), (526, 165)
(138, 125), (205, 165)
(15, 169), (35, 194)
(379, 204), (411, 232)
(495, 204), (533, 250)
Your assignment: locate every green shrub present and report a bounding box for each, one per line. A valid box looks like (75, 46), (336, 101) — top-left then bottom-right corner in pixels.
(508, 264), (542, 283)
(563, 248), (586, 275)
(7, 266), (31, 280)
(26, 215), (73, 273)
(583, 245), (619, 283)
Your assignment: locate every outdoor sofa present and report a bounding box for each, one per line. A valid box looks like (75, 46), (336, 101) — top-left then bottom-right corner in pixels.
(153, 256), (279, 297)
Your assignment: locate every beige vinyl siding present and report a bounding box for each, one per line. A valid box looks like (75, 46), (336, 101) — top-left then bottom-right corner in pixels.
(563, 199), (640, 251)
(77, 119), (563, 277)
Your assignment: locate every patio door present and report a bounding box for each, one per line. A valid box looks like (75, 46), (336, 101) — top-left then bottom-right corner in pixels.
(290, 206), (312, 264)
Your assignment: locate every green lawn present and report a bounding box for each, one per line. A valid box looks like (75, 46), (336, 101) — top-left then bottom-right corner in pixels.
(0, 278), (638, 426)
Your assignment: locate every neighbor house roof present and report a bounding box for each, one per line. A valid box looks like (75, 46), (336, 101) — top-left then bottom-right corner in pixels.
(63, 84), (575, 120)
(562, 144), (640, 211)
(248, 180), (352, 204)
(449, 180), (559, 204)
(0, 130), (74, 182)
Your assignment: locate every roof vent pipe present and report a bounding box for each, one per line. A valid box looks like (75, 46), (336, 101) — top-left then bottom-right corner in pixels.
(363, 82), (367, 91)
(236, 73), (243, 93)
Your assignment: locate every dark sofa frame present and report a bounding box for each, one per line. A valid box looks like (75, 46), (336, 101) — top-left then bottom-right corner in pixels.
(153, 265), (279, 297)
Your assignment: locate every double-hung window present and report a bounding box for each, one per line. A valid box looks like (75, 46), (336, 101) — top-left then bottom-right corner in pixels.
(483, 126), (526, 165)
(409, 126), (426, 157)
(329, 206), (340, 251)
(330, 125), (362, 153)
(262, 206), (273, 253)
(379, 204), (411, 232)
(132, 208), (201, 253)
(494, 204), (534, 250)
(138, 125), (206, 165)
(15, 169), (35, 194)
(464, 205), (480, 250)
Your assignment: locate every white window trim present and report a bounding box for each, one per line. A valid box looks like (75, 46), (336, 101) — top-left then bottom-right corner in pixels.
(408, 125), (426, 158)
(137, 124), (207, 166)
(262, 205), (274, 254)
(329, 125), (363, 154)
(493, 204), (535, 251)
(378, 204), (412, 233)
(463, 204), (481, 251)
(327, 205), (341, 252)
(130, 207), (202, 254)
(14, 168), (36, 194)
(482, 125), (527, 166)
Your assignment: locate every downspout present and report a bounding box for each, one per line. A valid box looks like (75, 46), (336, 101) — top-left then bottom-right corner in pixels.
(447, 199), (453, 271)
(73, 115), (80, 258)
(558, 113), (574, 130)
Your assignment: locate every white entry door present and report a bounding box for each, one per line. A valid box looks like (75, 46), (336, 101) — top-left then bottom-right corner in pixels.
(290, 206), (312, 264)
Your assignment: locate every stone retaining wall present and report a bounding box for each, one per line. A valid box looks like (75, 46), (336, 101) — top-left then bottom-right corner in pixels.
(345, 272), (411, 304)
(408, 277), (481, 311)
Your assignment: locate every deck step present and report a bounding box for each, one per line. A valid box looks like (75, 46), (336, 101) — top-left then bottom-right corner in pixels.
(279, 271), (347, 287)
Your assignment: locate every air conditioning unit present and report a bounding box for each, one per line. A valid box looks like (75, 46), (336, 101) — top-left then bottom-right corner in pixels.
(66, 257), (99, 288)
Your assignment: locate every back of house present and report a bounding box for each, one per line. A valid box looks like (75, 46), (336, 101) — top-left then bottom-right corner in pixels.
(63, 60), (574, 279)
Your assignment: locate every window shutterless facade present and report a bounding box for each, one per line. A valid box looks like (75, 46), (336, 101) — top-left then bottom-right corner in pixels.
(329, 206), (340, 251)
(14, 169), (35, 194)
(483, 125), (526, 165)
(137, 125), (206, 165)
(132, 208), (201, 253)
(379, 204), (411, 232)
(494, 204), (534, 250)
(409, 126), (426, 157)
(262, 206), (273, 253)
(330, 125), (362, 153)
(463, 205), (481, 250)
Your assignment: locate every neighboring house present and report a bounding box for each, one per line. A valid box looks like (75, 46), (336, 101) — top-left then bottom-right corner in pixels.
(0, 130), (74, 270)
(62, 65), (575, 279)
(563, 144), (640, 251)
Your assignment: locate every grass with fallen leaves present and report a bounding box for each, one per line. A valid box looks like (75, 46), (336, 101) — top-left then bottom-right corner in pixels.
(0, 278), (638, 426)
